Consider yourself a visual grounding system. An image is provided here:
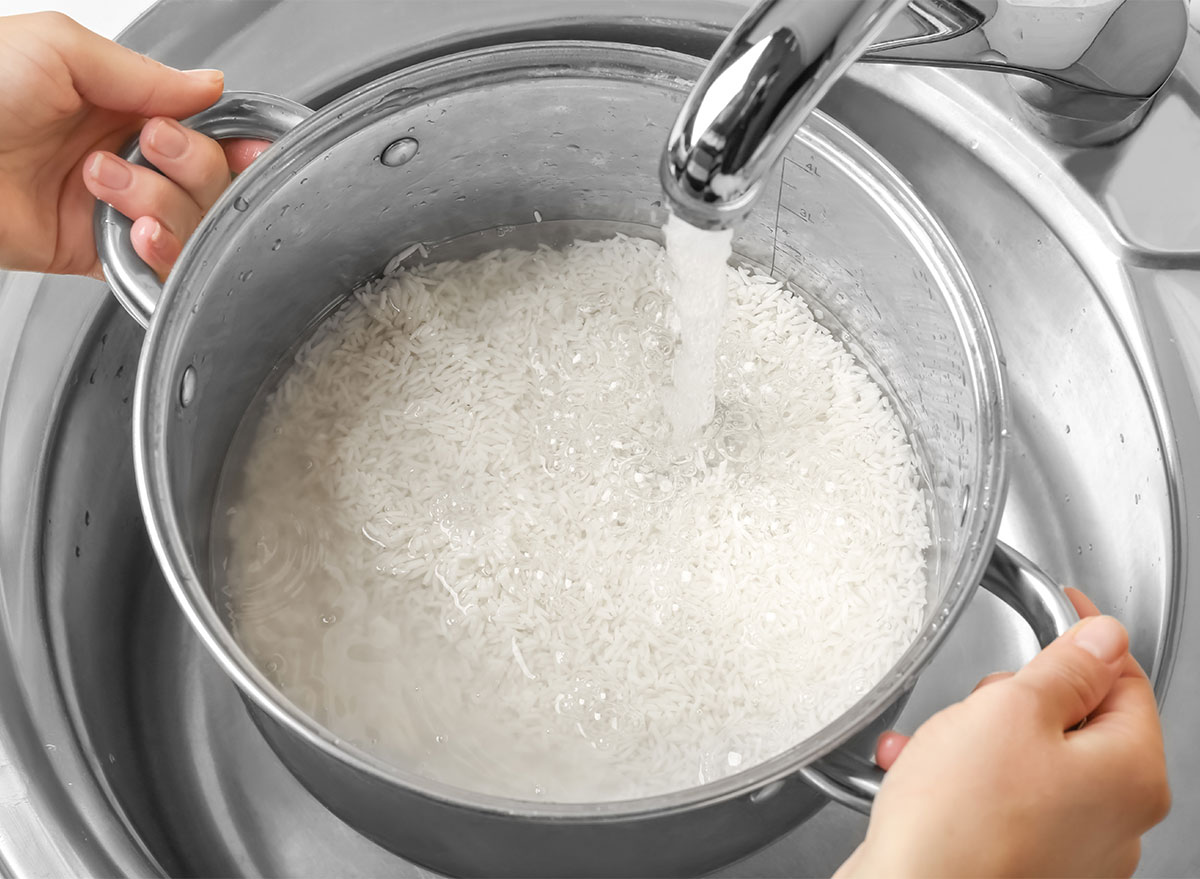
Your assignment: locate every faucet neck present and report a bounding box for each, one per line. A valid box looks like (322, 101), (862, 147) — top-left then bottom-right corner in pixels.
(661, 0), (910, 230)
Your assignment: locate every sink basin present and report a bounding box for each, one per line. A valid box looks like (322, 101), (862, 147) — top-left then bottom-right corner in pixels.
(0, 2), (1196, 876)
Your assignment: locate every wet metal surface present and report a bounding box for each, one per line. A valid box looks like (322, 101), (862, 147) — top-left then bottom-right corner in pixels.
(0, 1), (1197, 876)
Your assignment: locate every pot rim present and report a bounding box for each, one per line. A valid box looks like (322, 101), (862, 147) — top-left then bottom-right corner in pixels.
(132, 39), (1008, 820)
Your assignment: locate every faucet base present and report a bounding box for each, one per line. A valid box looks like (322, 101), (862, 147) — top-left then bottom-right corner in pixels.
(1010, 78), (1156, 148)
(861, 0), (1189, 149)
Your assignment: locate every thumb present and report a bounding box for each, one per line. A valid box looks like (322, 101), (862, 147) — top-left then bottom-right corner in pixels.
(1013, 614), (1128, 730)
(41, 14), (223, 116)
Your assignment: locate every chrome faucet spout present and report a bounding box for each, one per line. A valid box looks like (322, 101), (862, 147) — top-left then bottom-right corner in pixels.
(662, 0), (1189, 231)
(661, 0), (910, 230)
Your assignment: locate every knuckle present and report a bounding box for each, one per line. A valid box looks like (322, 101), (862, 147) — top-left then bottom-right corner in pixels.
(128, 53), (169, 116)
(196, 133), (231, 173)
(128, 173), (176, 217)
(1036, 659), (1101, 718)
(1117, 841), (1142, 878)
(1151, 786), (1173, 824)
(972, 672), (1008, 691)
(1117, 751), (1171, 826)
(190, 139), (234, 204)
(992, 679), (1043, 716)
(32, 10), (76, 34)
(1142, 768), (1172, 824)
(28, 11), (85, 55)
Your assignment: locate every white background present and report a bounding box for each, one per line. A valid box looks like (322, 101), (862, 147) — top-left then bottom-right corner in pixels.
(1, 0), (151, 39)
(3, 0), (1199, 42)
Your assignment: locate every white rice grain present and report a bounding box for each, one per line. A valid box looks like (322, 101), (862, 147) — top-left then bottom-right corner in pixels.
(225, 235), (930, 802)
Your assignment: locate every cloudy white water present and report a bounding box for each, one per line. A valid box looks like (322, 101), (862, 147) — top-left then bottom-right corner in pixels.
(223, 235), (929, 802)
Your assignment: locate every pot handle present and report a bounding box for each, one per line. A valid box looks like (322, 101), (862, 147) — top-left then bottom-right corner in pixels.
(799, 540), (1078, 813)
(94, 91), (313, 328)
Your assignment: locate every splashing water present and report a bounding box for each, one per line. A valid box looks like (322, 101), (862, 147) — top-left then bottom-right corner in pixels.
(662, 214), (734, 439)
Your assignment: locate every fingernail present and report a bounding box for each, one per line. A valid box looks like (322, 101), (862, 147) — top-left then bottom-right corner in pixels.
(88, 154), (131, 190)
(1073, 615), (1127, 663)
(184, 68), (224, 86)
(149, 118), (188, 159)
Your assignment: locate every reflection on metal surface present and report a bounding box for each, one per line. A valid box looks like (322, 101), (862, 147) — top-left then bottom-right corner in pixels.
(0, 0), (1196, 876)
(663, 0), (1188, 228)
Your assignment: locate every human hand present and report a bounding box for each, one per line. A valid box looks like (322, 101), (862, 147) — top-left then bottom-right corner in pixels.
(836, 588), (1170, 879)
(0, 13), (266, 280)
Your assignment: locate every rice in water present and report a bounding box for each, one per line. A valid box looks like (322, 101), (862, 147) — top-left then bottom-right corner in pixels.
(224, 234), (930, 801)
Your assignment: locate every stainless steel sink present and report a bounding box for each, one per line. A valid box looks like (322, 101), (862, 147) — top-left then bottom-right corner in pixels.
(0, 1), (1197, 876)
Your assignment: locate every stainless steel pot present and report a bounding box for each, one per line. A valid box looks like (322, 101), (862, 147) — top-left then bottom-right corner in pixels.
(95, 41), (1076, 877)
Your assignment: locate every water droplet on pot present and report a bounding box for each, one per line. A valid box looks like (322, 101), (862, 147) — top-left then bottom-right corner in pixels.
(272, 239), (282, 251)
(233, 196), (249, 211)
(239, 270), (253, 282)
(381, 137), (419, 167)
(179, 365), (197, 407)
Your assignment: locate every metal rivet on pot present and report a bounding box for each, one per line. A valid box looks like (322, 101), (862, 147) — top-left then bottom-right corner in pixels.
(381, 137), (419, 167)
(180, 366), (197, 407)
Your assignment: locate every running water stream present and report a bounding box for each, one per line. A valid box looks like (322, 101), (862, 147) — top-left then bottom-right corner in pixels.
(661, 214), (734, 439)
